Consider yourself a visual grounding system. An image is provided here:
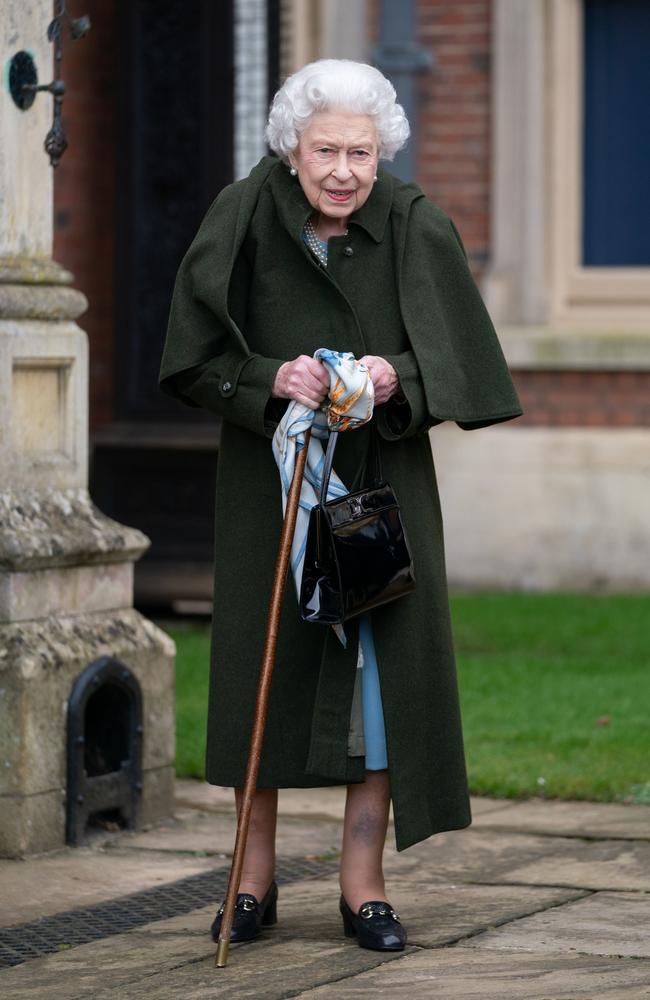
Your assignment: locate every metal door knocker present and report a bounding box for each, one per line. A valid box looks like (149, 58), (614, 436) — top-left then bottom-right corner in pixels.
(8, 1), (91, 168)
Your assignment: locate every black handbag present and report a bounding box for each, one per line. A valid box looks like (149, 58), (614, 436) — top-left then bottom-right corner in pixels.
(299, 428), (416, 625)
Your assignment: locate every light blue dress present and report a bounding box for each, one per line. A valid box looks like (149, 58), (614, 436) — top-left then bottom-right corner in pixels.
(358, 613), (388, 770)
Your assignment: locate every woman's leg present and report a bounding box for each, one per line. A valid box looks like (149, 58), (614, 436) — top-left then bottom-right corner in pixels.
(233, 786), (278, 898)
(339, 769), (391, 911)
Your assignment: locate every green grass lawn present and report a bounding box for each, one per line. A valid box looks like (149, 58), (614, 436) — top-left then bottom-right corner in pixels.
(163, 593), (649, 803)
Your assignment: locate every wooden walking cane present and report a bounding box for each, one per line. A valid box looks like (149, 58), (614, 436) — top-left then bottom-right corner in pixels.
(215, 427), (312, 968)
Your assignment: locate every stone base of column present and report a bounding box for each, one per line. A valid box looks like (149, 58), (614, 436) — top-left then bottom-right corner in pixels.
(0, 768), (176, 859)
(0, 605), (176, 858)
(0, 246), (179, 856)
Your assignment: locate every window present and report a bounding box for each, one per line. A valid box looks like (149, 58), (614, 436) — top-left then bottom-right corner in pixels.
(548, 0), (650, 325)
(582, 0), (650, 266)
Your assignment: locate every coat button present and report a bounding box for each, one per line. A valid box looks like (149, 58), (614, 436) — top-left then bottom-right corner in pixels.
(222, 381), (232, 391)
(343, 246), (354, 256)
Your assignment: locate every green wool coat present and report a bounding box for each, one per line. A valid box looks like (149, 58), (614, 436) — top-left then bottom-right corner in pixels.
(159, 156), (522, 851)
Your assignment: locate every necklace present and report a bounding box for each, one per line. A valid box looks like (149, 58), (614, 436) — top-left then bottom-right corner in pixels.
(303, 217), (348, 267)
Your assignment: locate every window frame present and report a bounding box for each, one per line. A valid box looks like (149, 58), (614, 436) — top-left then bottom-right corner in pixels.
(549, 0), (650, 326)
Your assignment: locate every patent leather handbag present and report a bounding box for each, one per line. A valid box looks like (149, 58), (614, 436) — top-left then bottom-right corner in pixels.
(299, 429), (416, 625)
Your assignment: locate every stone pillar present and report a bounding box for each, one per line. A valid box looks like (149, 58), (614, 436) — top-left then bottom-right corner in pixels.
(0, 1), (176, 857)
(481, 0), (548, 326)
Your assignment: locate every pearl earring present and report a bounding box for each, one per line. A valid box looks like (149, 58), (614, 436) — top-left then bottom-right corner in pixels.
(373, 174), (378, 182)
(290, 167), (297, 176)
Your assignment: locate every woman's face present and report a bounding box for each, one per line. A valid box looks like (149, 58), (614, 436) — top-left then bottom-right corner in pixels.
(288, 110), (378, 223)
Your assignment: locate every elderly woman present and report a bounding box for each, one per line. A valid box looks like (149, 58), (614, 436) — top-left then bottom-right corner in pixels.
(159, 59), (521, 951)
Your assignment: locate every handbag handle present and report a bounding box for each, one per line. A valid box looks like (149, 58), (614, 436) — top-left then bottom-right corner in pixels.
(319, 425), (382, 504)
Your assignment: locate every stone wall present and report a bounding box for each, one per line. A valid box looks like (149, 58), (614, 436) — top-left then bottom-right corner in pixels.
(434, 423), (650, 592)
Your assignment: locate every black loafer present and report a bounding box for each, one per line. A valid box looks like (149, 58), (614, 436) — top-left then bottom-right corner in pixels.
(340, 895), (407, 951)
(210, 881), (278, 942)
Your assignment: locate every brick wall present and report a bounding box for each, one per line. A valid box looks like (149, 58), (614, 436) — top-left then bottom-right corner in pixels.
(513, 371), (650, 427)
(368, 0), (491, 271)
(52, 0), (117, 431)
(416, 0), (491, 276)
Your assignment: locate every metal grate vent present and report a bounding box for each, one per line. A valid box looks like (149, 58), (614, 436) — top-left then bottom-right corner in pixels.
(0, 856), (337, 969)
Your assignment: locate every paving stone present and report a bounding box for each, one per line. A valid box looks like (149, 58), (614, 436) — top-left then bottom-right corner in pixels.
(389, 882), (585, 948)
(0, 919), (213, 1000)
(384, 828), (650, 892)
(382, 827), (565, 884)
(5, 934), (650, 1000)
(112, 808), (344, 861)
(174, 779), (349, 821)
(297, 949), (650, 999)
(465, 890), (650, 959)
(247, 876), (583, 951)
(472, 798), (650, 841)
(89, 938), (408, 1000)
(0, 874), (585, 998)
(2, 781), (648, 999)
(0, 849), (217, 928)
(175, 780), (516, 823)
(0, 893), (408, 1000)
(499, 838), (650, 891)
(469, 796), (517, 816)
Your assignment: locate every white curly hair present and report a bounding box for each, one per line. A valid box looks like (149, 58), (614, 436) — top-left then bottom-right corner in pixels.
(265, 59), (410, 162)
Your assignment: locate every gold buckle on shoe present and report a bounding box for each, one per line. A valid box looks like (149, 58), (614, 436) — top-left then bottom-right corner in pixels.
(359, 903), (400, 922)
(218, 896), (257, 916)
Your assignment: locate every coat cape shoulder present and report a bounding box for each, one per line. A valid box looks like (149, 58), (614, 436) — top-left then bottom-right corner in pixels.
(159, 157), (522, 430)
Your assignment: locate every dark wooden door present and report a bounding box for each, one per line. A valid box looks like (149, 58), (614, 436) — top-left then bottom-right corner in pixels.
(91, 0), (235, 609)
(115, 0), (234, 422)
